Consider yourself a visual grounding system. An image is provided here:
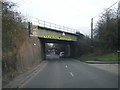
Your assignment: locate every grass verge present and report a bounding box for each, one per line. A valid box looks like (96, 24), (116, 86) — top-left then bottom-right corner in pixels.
(79, 53), (119, 61)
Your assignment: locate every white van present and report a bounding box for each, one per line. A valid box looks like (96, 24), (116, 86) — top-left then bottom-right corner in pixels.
(59, 52), (65, 57)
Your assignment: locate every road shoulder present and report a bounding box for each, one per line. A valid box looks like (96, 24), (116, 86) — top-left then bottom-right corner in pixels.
(87, 63), (118, 75)
(81, 60), (118, 75)
(3, 61), (47, 88)
(73, 59), (118, 75)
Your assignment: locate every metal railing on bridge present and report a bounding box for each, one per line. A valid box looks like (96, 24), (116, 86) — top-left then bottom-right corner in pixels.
(30, 18), (78, 34)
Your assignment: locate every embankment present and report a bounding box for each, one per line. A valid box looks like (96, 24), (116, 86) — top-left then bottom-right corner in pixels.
(3, 36), (43, 85)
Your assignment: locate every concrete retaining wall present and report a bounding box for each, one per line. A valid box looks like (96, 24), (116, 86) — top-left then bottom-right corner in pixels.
(16, 36), (42, 71)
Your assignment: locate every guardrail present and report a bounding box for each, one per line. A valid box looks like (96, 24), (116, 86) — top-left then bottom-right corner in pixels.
(30, 18), (78, 34)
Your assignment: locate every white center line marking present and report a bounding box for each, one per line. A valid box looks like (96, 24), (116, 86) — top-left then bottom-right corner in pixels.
(70, 72), (74, 77)
(65, 65), (68, 68)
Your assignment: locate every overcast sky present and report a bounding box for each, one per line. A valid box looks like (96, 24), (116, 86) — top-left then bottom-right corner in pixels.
(9, 0), (118, 35)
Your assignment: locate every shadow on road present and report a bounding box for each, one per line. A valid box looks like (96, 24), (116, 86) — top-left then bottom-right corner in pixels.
(46, 54), (60, 60)
(45, 54), (69, 62)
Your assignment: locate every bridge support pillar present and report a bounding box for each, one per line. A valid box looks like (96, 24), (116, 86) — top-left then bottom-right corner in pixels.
(65, 45), (70, 57)
(70, 42), (78, 58)
(40, 40), (46, 60)
(70, 42), (75, 58)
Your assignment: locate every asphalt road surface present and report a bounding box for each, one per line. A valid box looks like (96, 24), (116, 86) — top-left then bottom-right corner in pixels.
(22, 54), (118, 88)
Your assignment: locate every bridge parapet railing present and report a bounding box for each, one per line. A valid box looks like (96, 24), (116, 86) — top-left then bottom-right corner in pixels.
(30, 18), (78, 34)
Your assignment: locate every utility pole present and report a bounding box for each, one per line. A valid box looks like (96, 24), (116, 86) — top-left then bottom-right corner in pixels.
(118, 0), (120, 61)
(91, 18), (93, 39)
(91, 18), (94, 53)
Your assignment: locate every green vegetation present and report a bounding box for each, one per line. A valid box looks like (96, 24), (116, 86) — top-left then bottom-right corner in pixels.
(2, 1), (28, 82)
(75, 7), (118, 59)
(93, 9), (118, 52)
(79, 53), (118, 61)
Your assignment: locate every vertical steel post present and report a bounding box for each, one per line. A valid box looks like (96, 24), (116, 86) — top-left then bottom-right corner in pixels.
(118, 1), (120, 61)
(91, 18), (93, 53)
(91, 18), (93, 39)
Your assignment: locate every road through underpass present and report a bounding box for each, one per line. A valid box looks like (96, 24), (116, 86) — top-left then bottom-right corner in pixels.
(21, 54), (118, 88)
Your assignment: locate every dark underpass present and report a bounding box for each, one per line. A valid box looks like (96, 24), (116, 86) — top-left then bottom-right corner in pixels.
(39, 37), (77, 60)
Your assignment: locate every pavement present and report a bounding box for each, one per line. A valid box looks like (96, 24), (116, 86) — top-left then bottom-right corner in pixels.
(0, 77), (1, 90)
(3, 61), (47, 88)
(82, 60), (119, 64)
(81, 60), (118, 75)
(0, 60), (2, 90)
(2, 54), (119, 88)
(87, 64), (118, 75)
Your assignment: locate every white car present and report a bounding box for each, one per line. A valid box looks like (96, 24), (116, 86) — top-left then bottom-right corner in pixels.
(59, 52), (65, 57)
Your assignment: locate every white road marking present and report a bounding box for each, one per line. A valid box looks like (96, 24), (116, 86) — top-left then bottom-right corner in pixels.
(70, 72), (74, 77)
(65, 65), (68, 68)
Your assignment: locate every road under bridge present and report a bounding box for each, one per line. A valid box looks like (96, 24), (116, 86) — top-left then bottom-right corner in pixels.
(29, 24), (79, 60)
